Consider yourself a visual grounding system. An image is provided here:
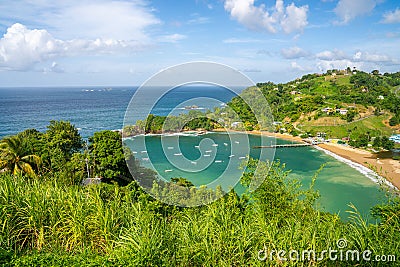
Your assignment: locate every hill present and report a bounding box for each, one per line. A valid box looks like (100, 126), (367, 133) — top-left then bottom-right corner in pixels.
(228, 69), (400, 140)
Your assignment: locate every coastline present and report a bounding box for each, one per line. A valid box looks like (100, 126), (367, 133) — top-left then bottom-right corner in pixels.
(127, 128), (400, 191)
(316, 142), (400, 191)
(223, 129), (400, 191)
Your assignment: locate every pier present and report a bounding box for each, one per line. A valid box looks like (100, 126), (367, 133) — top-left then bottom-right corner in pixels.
(254, 139), (322, 149)
(253, 143), (312, 149)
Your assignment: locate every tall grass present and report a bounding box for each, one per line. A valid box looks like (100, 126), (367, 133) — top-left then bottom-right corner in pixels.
(0, 161), (399, 266)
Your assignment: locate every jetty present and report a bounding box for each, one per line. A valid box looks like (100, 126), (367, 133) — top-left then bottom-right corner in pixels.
(254, 143), (312, 149)
(254, 139), (322, 149)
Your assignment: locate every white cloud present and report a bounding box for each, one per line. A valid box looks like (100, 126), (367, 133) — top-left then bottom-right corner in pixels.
(158, 34), (187, 43)
(281, 3), (308, 34)
(315, 50), (397, 73)
(316, 49), (347, 61)
(281, 46), (309, 59)
(290, 61), (305, 71)
(224, 0), (308, 34)
(0, 1), (160, 40)
(381, 9), (400, 24)
(0, 23), (146, 71)
(353, 51), (391, 63)
(334, 0), (377, 24)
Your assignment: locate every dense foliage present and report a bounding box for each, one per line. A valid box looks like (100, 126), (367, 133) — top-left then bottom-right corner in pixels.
(0, 159), (399, 266)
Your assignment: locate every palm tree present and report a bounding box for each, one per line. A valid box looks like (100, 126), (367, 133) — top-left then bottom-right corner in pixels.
(0, 135), (42, 177)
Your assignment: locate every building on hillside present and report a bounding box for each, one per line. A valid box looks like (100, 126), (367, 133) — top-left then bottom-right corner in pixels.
(322, 107), (333, 113)
(231, 122), (243, 128)
(336, 108), (348, 115)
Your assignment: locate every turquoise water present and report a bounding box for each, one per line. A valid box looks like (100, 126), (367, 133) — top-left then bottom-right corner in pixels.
(125, 132), (388, 219)
(0, 85), (388, 219)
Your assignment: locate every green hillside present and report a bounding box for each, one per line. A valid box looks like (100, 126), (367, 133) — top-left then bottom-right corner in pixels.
(232, 69), (400, 139)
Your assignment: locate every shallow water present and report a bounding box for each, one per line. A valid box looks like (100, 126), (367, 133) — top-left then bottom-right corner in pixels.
(125, 132), (388, 219)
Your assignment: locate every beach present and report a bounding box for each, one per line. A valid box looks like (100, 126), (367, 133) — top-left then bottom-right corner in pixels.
(317, 142), (400, 190)
(247, 130), (400, 191)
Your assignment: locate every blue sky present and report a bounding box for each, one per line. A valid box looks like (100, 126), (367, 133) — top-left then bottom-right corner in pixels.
(0, 0), (399, 86)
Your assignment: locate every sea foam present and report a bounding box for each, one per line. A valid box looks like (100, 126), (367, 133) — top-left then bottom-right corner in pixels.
(314, 146), (397, 190)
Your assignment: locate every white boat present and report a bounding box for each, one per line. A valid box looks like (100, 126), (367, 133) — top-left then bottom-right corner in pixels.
(194, 145), (200, 149)
(167, 147), (174, 150)
(239, 156), (246, 159)
(142, 158), (149, 161)
(164, 169), (173, 172)
(234, 141), (240, 144)
(191, 161), (197, 164)
(205, 150), (212, 153)
(174, 153), (183, 156)
(204, 154), (211, 157)
(141, 150), (147, 153)
(229, 155), (235, 158)
(212, 144), (218, 147)
(224, 143), (228, 146)
(214, 160), (222, 163)
(132, 151), (137, 154)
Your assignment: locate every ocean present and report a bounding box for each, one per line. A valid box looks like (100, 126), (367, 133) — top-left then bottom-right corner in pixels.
(0, 85), (388, 219)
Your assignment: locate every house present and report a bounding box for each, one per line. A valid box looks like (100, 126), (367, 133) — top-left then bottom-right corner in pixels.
(231, 122), (243, 128)
(337, 108), (348, 115)
(378, 95), (385, 100)
(322, 107), (333, 113)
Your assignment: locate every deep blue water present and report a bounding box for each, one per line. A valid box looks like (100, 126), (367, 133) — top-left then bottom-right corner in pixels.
(0, 85), (238, 139)
(0, 85), (388, 218)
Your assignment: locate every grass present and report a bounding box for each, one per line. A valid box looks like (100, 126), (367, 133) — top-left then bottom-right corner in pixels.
(300, 114), (394, 138)
(0, 160), (399, 266)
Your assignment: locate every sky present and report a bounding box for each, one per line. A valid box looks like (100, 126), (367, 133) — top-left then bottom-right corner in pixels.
(0, 0), (399, 87)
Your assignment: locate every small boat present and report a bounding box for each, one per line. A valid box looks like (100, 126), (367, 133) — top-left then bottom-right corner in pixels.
(214, 160), (222, 163)
(229, 155), (235, 158)
(142, 158), (149, 161)
(212, 144), (218, 147)
(132, 151), (137, 154)
(204, 154), (211, 157)
(191, 161), (197, 164)
(164, 169), (173, 173)
(239, 156), (246, 159)
(174, 153), (182, 156)
(234, 141), (240, 144)
(167, 147), (174, 150)
(194, 145), (200, 149)
(205, 150), (212, 153)
(141, 150), (147, 153)
(224, 143), (228, 146)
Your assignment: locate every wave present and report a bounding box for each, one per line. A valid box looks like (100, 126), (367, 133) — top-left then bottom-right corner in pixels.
(314, 146), (397, 190)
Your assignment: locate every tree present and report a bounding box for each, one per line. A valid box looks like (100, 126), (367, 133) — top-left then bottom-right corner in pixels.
(89, 130), (133, 184)
(389, 116), (399, 126)
(46, 120), (83, 157)
(0, 135), (42, 177)
(381, 136), (395, 150)
(373, 136), (381, 148)
(371, 69), (380, 76)
(45, 121), (83, 171)
(171, 177), (194, 187)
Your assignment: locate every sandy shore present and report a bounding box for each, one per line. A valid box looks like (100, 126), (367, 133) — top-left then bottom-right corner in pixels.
(317, 143), (400, 190)
(213, 128), (400, 190)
